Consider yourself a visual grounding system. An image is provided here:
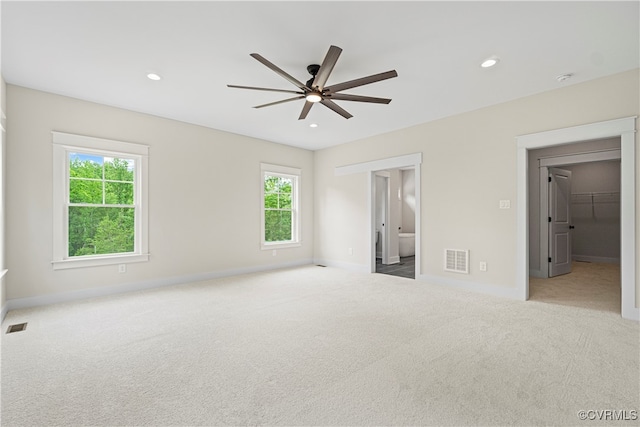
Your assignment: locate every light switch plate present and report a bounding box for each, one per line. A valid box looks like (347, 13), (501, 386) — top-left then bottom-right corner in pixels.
(499, 200), (511, 209)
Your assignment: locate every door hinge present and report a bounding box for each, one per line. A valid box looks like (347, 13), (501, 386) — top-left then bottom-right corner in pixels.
(548, 257), (552, 263)
(548, 176), (552, 183)
(548, 217), (552, 222)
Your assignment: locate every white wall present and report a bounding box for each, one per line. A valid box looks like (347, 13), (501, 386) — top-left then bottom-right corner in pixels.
(313, 69), (639, 306)
(5, 85), (314, 302)
(565, 161), (621, 263)
(401, 169), (415, 233)
(1, 75), (6, 317)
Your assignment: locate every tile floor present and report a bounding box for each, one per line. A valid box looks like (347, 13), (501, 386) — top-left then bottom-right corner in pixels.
(376, 256), (415, 279)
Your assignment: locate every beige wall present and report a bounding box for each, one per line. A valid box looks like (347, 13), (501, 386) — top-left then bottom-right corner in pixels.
(6, 85), (314, 300)
(4, 68), (639, 311)
(1, 75), (6, 313)
(314, 69), (639, 306)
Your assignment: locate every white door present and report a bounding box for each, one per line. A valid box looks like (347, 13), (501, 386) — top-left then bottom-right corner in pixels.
(548, 167), (573, 277)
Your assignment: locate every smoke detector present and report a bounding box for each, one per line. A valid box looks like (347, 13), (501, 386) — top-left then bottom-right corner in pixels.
(556, 73), (573, 82)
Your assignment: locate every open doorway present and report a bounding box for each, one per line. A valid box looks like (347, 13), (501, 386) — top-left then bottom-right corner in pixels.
(528, 142), (621, 313)
(516, 117), (637, 321)
(334, 152), (423, 279)
(374, 168), (416, 279)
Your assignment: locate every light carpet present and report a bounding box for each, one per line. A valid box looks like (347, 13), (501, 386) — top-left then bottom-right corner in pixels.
(1, 265), (638, 426)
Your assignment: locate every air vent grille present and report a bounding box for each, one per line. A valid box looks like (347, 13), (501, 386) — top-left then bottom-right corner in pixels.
(6, 323), (28, 334)
(444, 249), (469, 274)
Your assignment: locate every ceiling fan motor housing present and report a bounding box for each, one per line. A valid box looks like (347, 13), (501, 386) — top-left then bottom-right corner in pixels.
(306, 64), (321, 88)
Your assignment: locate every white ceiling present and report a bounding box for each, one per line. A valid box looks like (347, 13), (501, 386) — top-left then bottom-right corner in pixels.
(2, 1), (639, 151)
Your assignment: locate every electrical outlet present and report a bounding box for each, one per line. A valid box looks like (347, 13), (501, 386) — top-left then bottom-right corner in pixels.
(479, 262), (487, 272)
(118, 264), (126, 273)
(348, 248), (353, 256)
(272, 250), (277, 257)
(499, 200), (511, 209)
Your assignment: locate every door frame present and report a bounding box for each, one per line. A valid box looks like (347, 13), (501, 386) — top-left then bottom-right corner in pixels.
(334, 152), (423, 276)
(516, 117), (637, 321)
(538, 149), (621, 278)
(374, 172), (391, 264)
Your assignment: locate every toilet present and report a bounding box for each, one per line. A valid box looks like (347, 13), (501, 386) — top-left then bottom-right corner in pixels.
(398, 232), (415, 257)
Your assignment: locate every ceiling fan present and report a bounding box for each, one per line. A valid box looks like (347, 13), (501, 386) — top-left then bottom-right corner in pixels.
(227, 45), (398, 120)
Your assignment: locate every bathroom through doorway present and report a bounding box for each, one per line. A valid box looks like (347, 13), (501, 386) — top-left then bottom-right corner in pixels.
(374, 167), (416, 279)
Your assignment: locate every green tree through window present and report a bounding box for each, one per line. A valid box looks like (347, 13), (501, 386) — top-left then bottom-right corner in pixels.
(68, 153), (135, 257)
(264, 175), (293, 242)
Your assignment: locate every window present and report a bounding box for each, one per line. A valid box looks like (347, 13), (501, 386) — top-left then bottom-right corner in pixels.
(261, 163), (301, 249)
(52, 132), (149, 269)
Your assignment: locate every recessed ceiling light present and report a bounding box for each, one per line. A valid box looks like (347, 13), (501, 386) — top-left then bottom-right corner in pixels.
(310, 123), (318, 128)
(147, 73), (162, 81)
(480, 56), (499, 68)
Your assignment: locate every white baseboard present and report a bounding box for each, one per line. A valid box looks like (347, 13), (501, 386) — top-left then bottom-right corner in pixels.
(418, 274), (521, 300)
(4, 259), (314, 313)
(313, 258), (370, 273)
(573, 255), (620, 264)
(388, 256), (400, 265)
(1, 270), (7, 322)
(622, 306), (639, 322)
(529, 269), (545, 278)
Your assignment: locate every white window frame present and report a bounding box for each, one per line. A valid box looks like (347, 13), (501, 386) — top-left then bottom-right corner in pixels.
(52, 132), (149, 270)
(260, 163), (301, 250)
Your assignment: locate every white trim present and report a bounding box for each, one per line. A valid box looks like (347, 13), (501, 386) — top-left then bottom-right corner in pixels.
(52, 132), (149, 270)
(418, 274), (520, 300)
(334, 154), (422, 277)
(517, 117), (635, 148)
(335, 153), (423, 176)
(573, 255), (620, 264)
(529, 269), (544, 279)
(52, 131), (149, 155)
(52, 253), (149, 270)
(0, 269), (7, 280)
(388, 255), (400, 265)
(313, 258), (371, 274)
(374, 173), (391, 265)
(260, 163), (301, 250)
(5, 259), (314, 313)
(539, 149), (621, 167)
(517, 117), (638, 321)
(1, 303), (7, 323)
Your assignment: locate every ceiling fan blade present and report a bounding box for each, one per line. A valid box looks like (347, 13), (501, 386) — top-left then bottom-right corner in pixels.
(320, 99), (353, 119)
(250, 53), (308, 91)
(325, 93), (392, 104)
(298, 101), (314, 120)
(253, 96), (305, 109)
(324, 70), (398, 93)
(312, 45), (342, 91)
(227, 85), (304, 95)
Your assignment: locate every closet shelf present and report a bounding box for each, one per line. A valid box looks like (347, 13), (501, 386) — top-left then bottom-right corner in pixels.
(571, 191), (620, 204)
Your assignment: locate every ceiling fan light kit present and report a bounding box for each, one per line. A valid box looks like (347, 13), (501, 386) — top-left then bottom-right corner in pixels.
(228, 45), (398, 120)
(305, 92), (322, 103)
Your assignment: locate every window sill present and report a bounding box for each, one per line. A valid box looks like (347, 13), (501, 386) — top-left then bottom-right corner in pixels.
(52, 253), (149, 270)
(261, 242), (301, 250)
